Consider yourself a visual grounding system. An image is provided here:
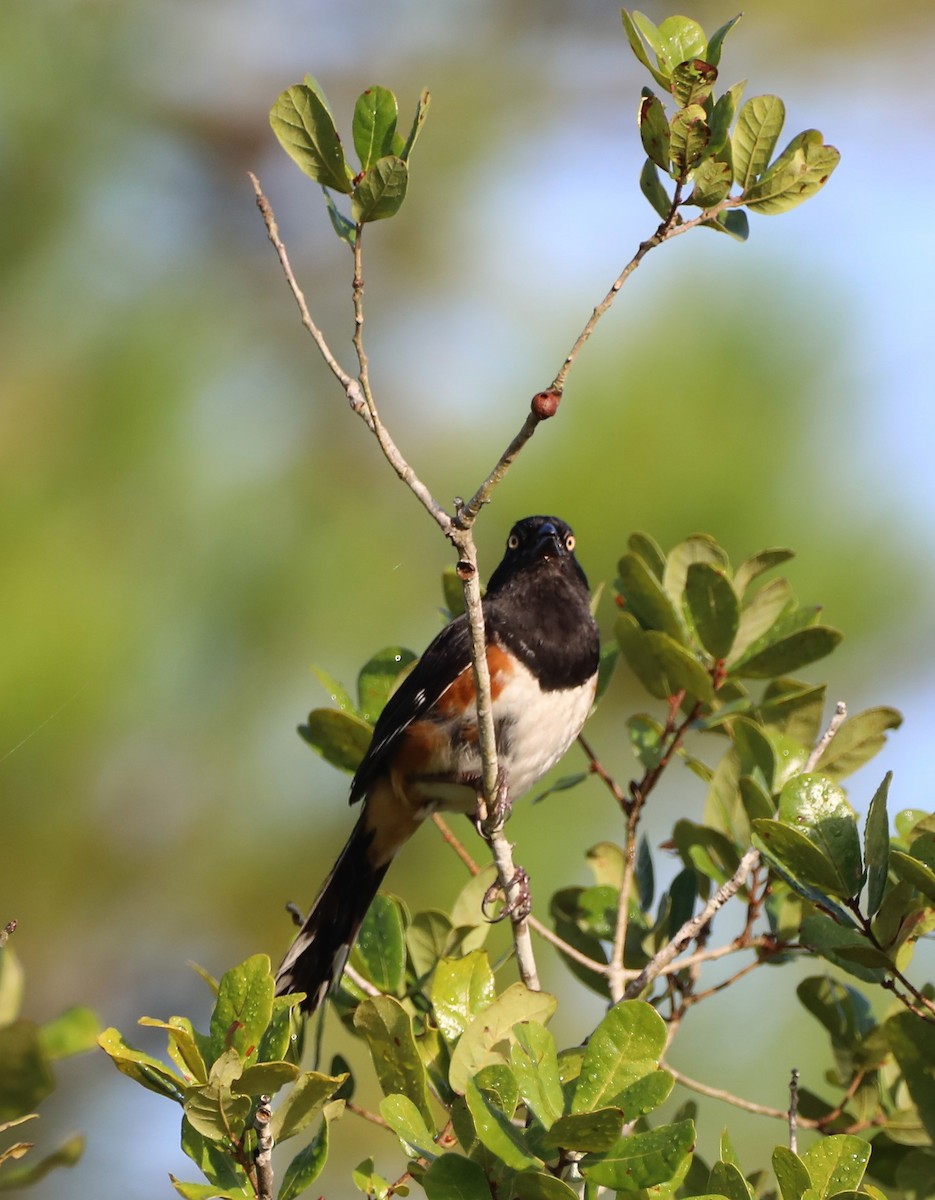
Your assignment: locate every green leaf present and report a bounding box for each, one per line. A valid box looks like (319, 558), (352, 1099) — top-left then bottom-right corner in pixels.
(708, 1160), (753, 1200)
(269, 1069), (345, 1141)
(310, 665), (356, 714)
(270, 84), (352, 193)
(798, 915), (886, 984)
(814, 708), (903, 779)
(380, 1093), (438, 1158)
(628, 714), (665, 772)
(0, 947), (24, 1027)
(887, 1012), (935, 1142)
(621, 10), (670, 90)
(432, 951), (496, 1043)
(864, 772), (891, 917)
(138, 1017), (207, 1085)
(353, 87), (398, 171)
(684, 562), (739, 659)
(777, 774), (863, 898)
(617, 551), (685, 639)
(801, 1134), (870, 1196)
(655, 16), (707, 76)
(731, 716), (776, 789)
(667, 869), (697, 937)
(669, 104), (710, 178)
(354, 996), (434, 1128)
(544, 1108), (626, 1152)
(734, 548), (795, 597)
(422, 1153), (493, 1200)
(731, 95), (786, 190)
(572, 1001), (666, 1114)
(628, 531), (667, 579)
(752, 820), (854, 901)
(663, 535), (727, 601)
(510, 1022), (564, 1131)
(511, 1173), (579, 1200)
(614, 1068), (674, 1122)
(183, 1050), (251, 1141)
(298, 708), (373, 772)
(587, 841), (626, 889)
(615, 612), (670, 699)
(278, 1111), (332, 1200)
(730, 626), (842, 680)
(233, 1061), (299, 1097)
(704, 208), (749, 240)
(399, 88), (431, 161)
(322, 189), (357, 245)
(759, 679), (826, 746)
(97, 1026), (184, 1102)
(352, 156), (409, 223)
(179, 1118), (247, 1192)
(580, 1118), (695, 1189)
(473, 1062), (519, 1118)
(448, 985), (557, 1095)
(532, 771), (589, 805)
(644, 631), (714, 702)
(351, 894), (406, 994)
(407, 910), (454, 980)
(37, 1005), (99, 1060)
(638, 91), (671, 173)
(689, 158), (732, 208)
(464, 1075), (543, 1171)
(744, 132), (841, 215)
(639, 158), (672, 220)
(357, 647), (417, 723)
(890, 849), (935, 904)
(772, 1145), (812, 1200)
(671, 59), (718, 109)
(729, 577), (794, 659)
(707, 80), (745, 158)
(674, 819), (741, 889)
(208, 955), (273, 1067)
(706, 15), (743, 67)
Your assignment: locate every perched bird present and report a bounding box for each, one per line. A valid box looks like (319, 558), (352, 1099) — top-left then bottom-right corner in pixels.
(275, 515), (601, 1012)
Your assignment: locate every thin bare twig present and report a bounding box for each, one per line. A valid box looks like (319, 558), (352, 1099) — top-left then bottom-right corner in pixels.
(253, 1097), (274, 1200)
(805, 700), (847, 772)
(665, 1061), (804, 1123)
(788, 1068), (800, 1153)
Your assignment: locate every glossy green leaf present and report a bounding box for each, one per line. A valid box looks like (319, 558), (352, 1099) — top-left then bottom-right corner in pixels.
(380, 1093), (438, 1158)
(655, 16), (707, 75)
(511, 1173), (579, 1200)
(814, 707), (903, 779)
(352, 155), (409, 223)
(357, 646), (417, 723)
(617, 552), (685, 639)
(685, 562), (739, 659)
(731, 95), (785, 189)
(744, 132), (840, 215)
(669, 104), (710, 178)
(689, 157), (732, 208)
(474, 1062), (519, 1119)
(706, 14), (743, 66)
(37, 1005), (99, 1060)
(864, 772), (892, 917)
(432, 951), (496, 1043)
(614, 1068), (674, 1121)
(97, 1027), (183, 1102)
(354, 996), (433, 1127)
(708, 1159), (752, 1200)
(646, 630), (714, 701)
(138, 1017), (207, 1085)
(407, 910), (453, 980)
(422, 1152), (493, 1200)
(753, 820), (852, 900)
(758, 679), (826, 745)
(183, 1060), (250, 1142)
(448, 985), (556, 1095)
(738, 773), (774, 822)
(179, 1119), (246, 1191)
(731, 626), (842, 680)
(638, 91), (671, 173)
(772, 1145), (812, 1200)
(621, 11), (670, 89)
(544, 1107), (625, 1152)
(615, 612), (670, 699)
(207, 955), (273, 1067)
(278, 1108), (335, 1200)
(398, 88), (431, 161)
(270, 84), (352, 193)
(639, 158), (672, 219)
(257, 995), (299, 1066)
(778, 774), (863, 898)
(799, 915), (886, 984)
(269, 1069), (346, 1141)
(232, 1060), (298, 1097)
(890, 848), (935, 903)
(464, 1075), (542, 1170)
(353, 86), (397, 171)
(351, 894), (406, 994)
(801, 1134), (869, 1196)
(580, 1118), (695, 1189)
(510, 1022), (564, 1131)
(298, 708), (372, 772)
(671, 59), (718, 109)
(572, 1000), (666, 1114)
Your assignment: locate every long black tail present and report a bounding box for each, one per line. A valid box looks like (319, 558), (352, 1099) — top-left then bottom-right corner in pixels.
(275, 812), (389, 1013)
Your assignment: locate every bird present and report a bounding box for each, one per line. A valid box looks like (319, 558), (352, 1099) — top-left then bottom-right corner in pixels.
(275, 515), (601, 1012)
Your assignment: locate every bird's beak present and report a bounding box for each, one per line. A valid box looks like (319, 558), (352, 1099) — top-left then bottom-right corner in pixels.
(535, 522), (565, 557)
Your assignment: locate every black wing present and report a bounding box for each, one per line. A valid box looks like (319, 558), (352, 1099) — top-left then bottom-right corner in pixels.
(348, 612), (474, 804)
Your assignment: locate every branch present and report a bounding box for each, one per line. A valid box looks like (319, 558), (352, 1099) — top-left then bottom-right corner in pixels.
(253, 1097), (274, 1200)
(805, 700), (847, 772)
(665, 1061), (806, 1124)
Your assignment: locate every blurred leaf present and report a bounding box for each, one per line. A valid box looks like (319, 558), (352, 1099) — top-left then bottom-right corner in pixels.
(887, 1012), (935, 1142)
(299, 708), (373, 772)
(380, 1093), (438, 1158)
(636, 835), (655, 910)
(208, 955), (273, 1067)
(628, 532), (667, 580)
(37, 1005), (99, 1060)
(0, 1133), (83, 1191)
(270, 83), (352, 193)
(758, 678), (826, 745)
(621, 10), (670, 90)
(667, 869), (696, 938)
(671, 59), (718, 109)
(814, 707), (903, 779)
(97, 1027), (184, 1102)
(0, 948), (24, 1027)
(352, 155), (409, 223)
(0, 1022), (54, 1122)
(731, 94), (785, 189)
(638, 91), (671, 172)
(310, 665), (356, 714)
(323, 188), (357, 245)
(801, 1134), (869, 1195)
(357, 647), (418, 723)
(354, 996), (434, 1127)
(179, 1119), (246, 1191)
(533, 771), (589, 805)
(890, 849), (935, 904)
(464, 1075), (542, 1170)
(432, 951), (496, 1043)
(731, 717), (775, 788)
(474, 1062), (519, 1118)
(730, 578), (794, 659)
(510, 1022), (564, 1131)
(595, 642), (620, 704)
(580, 1118), (694, 1189)
(664, 535), (727, 603)
(399, 87), (431, 161)
(351, 894), (406, 995)
(233, 1061), (298, 1096)
(669, 104), (710, 178)
(706, 14), (743, 66)
(730, 626), (842, 680)
(449, 985), (556, 1095)
(674, 819), (741, 889)
(799, 915), (886, 984)
(616, 613), (670, 699)
(685, 562), (739, 659)
(618, 551), (686, 640)
(587, 841), (626, 889)
(864, 772), (892, 917)
(278, 1111), (331, 1200)
(797, 977), (874, 1051)
(734, 548), (794, 597)
(441, 565), (467, 618)
(778, 774), (863, 898)
(707, 80), (745, 158)
(257, 996), (298, 1067)
(353, 86), (398, 171)
(703, 207), (749, 241)
(571, 1000), (666, 1114)
(639, 159), (672, 219)
(511, 1173), (579, 1200)
(423, 1152), (492, 1200)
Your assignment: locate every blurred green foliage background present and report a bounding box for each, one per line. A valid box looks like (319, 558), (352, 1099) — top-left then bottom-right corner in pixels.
(2, 0), (934, 1195)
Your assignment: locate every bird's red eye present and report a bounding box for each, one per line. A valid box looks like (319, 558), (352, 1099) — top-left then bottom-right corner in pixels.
(508, 533), (520, 550)
(565, 534), (575, 551)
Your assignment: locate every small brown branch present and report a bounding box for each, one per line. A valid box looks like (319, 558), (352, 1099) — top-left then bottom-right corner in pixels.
(345, 1101), (392, 1129)
(666, 1061), (810, 1124)
(805, 700), (847, 772)
(578, 733), (628, 807)
(679, 954), (764, 1006)
(253, 1096), (274, 1200)
(788, 1068), (800, 1153)
(432, 814), (481, 874)
(459, 412), (541, 525)
(609, 806), (640, 1003)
